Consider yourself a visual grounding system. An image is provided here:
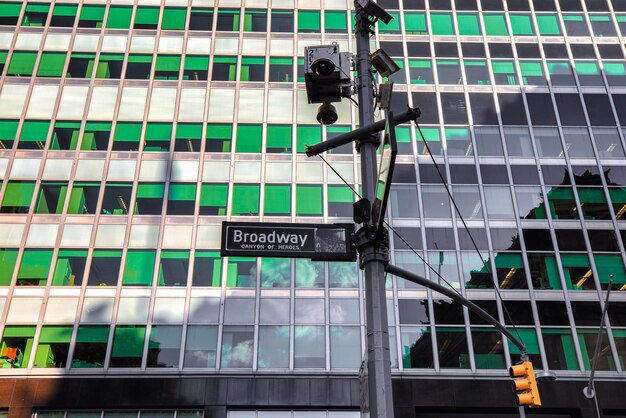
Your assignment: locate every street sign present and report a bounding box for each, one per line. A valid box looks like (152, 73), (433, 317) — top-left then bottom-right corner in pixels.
(221, 222), (357, 261)
(371, 112), (397, 241)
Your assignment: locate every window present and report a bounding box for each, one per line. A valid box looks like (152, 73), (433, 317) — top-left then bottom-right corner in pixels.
(145, 123), (172, 151)
(436, 60), (462, 84)
(109, 326), (146, 367)
(260, 258), (290, 287)
(464, 60), (490, 85)
(329, 261), (358, 288)
(52, 249), (87, 286)
(125, 54), (153, 79)
(87, 250), (122, 286)
(294, 326), (325, 368)
(183, 56), (209, 80)
(0, 3), (23, 26)
(495, 253), (526, 288)
(221, 326), (254, 368)
(78, 5), (105, 28)
(0, 249), (18, 286)
(100, 183), (132, 215)
(504, 127), (533, 157)
(154, 55), (181, 80)
(548, 62), (575, 86)
(212, 56), (237, 81)
(240, 57), (265, 82)
(296, 185), (322, 216)
(298, 11), (320, 33)
(162, 7), (187, 30)
(184, 326), (217, 367)
(457, 13), (481, 35)
(431, 13), (455, 35)
(236, 124), (262, 153)
(199, 184), (227, 215)
(1, 181), (35, 213)
(167, 183), (196, 215)
(243, 9), (267, 32)
(563, 14), (590, 36)
(82, 122), (111, 151)
(536, 14), (562, 35)
(516, 186), (548, 219)
(474, 126), (503, 157)
(264, 184), (290, 216)
(35, 182), (68, 214)
(271, 10), (293, 32)
(330, 326), (361, 368)
(96, 54), (124, 78)
(175, 123), (202, 152)
(472, 329), (505, 369)
(189, 8), (213, 30)
(123, 250), (155, 286)
(134, 183), (164, 215)
(452, 185), (482, 219)
(34, 326), (72, 368)
(231, 184), (259, 216)
(604, 61), (626, 86)
(0, 51), (7, 75)
(328, 185), (353, 217)
(266, 125), (291, 153)
(217, 9), (240, 31)
(106, 6), (133, 29)
(67, 182), (100, 214)
(7, 51), (37, 76)
(562, 127), (595, 158)
(50, 4), (77, 27)
(22, 3), (49, 26)
(401, 326), (434, 368)
(71, 326), (109, 368)
(147, 326), (182, 368)
(405, 12), (427, 34)
(492, 61), (518, 85)
(483, 13), (508, 35)
(258, 326), (289, 368)
(17, 249), (53, 286)
(0, 326), (35, 368)
(325, 11), (347, 33)
(67, 53), (96, 78)
(113, 122), (142, 151)
(134, 6), (159, 29)
(542, 329), (579, 370)
(408, 60), (434, 84)
(589, 14), (617, 37)
(534, 127), (563, 158)
(519, 61), (547, 86)
(594, 254), (626, 290)
(445, 127), (472, 156)
(561, 254), (594, 290)
(269, 57), (292, 82)
(206, 124), (232, 152)
(192, 251), (222, 286)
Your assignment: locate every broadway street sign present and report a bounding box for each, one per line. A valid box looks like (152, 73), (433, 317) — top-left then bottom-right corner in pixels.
(221, 222), (357, 261)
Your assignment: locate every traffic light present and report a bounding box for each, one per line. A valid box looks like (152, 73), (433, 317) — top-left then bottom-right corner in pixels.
(509, 361), (542, 408)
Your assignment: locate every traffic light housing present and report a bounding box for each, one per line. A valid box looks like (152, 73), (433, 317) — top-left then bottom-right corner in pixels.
(509, 361), (541, 408)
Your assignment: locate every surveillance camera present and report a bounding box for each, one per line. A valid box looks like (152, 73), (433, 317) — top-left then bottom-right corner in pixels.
(317, 102), (338, 125)
(312, 59), (336, 77)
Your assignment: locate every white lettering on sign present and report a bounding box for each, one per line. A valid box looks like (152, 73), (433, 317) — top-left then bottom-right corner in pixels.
(232, 229), (308, 247)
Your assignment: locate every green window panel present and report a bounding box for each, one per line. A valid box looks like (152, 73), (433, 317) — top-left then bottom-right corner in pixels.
(134, 6), (160, 29)
(495, 253), (526, 289)
(67, 53), (96, 78)
(266, 125), (292, 153)
(298, 10), (320, 32)
(492, 61), (518, 85)
(577, 188), (610, 220)
(536, 14), (561, 35)
(154, 55), (181, 80)
(34, 326), (72, 368)
(0, 249), (18, 286)
(17, 249), (53, 286)
(431, 13), (455, 35)
(296, 185), (322, 216)
(379, 12), (400, 33)
(268, 57), (292, 82)
(7, 51), (37, 76)
(604, 61), (626, 86)
(542, 329), (579, 370)
(206, 124), (232, 152)
(326, 125), (351, 154)
(226, 257), (256, 287)
(199, 183), (228, 216)
(575, 61), (600, 76)
(95, 53), (124, 79)
(135, 183), (164, 215)
(157, 251), (189, 287)
(176, 123), (202, 140)
(561, 254), (594, 291)
(123, 250), (156, 286)
(35, 182), (68, 214)
(22, 3), (49, 26)
(168, 183), (196, 202)
(594, 254), (626, 287)
(528, 253), (560, 290)
(0, 3), (23, 26)
(325, 10), (347, 33)
(162, 7), (187, 30)
(52, 249), (87, 286)
(297, 57), (304, 82)
(20, 120), (50, 148)
(183, 55), (209, 80)
(395, 126), (412, 155)
(50, 4), (77, 27)
(236, 124), (262, 153)
(212, 56), (237, 81)
(243, 9), (267, 32)
(617, 14), (626, 34)
(106, 6), (133, 29)
(404, 12), (426, 34)
(264, 184), (291, 215)
(51, 121), (80, 150)
(110, 326), (146, 368)
(72, 326), (109, 368)
(509, 14), (535, 35)
(589, 14), (617, 37)
(0, 120), (18, 148)
(508, 329), (540, 356)
(483, 14), (509, 36)
(232, 184), (260, 216)
(609, 187), (626, 219)
(520, 61), (546, 85)
(145, 123), (172, 151)
(328, 185), (353, 217)
(547, 61), (575, 86)
(296, 125), (322, 153)
(0, 326), (35, 368)
(113, 122), (142, 151)
(67, 182), (100, 214)
(217, 8), (240, 31)
(78, 5), (105, 28)
(1, 181), (35, 213)
(192, 251), (222, 286)
(408, 59), (434, 84)
(457, 13), (481, 35)
(82, 121), (112, 151)
(578, 329), (615, 371)
(240, 56), (265, 82)
(37, 52), (66, 77)
(0, 50), (7, 72)
(464, 60), (490, 85)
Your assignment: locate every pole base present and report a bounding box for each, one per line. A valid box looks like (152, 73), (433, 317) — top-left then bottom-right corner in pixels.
(583, 385), (595, 399)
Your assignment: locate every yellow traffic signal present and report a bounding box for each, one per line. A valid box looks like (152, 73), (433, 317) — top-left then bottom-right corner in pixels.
(509, 361), (542, 408)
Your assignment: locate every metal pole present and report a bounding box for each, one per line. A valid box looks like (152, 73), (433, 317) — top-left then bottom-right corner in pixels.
(583, 278), (613, 400)
(354, 4), (394, 418)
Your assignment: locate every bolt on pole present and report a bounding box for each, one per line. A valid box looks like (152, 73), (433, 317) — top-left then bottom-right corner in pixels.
(354, 3), (395, 418)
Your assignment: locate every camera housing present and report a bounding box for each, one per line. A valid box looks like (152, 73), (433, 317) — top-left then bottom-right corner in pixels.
(304, 45), (352, 106)
(316, 102), (338, 125)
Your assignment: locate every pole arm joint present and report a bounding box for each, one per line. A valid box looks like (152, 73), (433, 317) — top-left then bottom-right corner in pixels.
(355, 225), (389, 270)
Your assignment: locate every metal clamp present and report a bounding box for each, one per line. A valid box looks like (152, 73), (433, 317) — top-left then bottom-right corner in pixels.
(356, 225), (389, 270)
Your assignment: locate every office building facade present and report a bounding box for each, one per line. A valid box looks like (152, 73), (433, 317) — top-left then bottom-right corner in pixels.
(0, 0), (624, 416)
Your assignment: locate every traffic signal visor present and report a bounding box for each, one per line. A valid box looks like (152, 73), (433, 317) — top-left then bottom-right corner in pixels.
(509, 361), (542, 408)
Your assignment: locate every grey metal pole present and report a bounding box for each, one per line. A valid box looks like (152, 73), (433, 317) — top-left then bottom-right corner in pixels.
(583, 277), (613, 400)
(353, 4), (394, 418)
